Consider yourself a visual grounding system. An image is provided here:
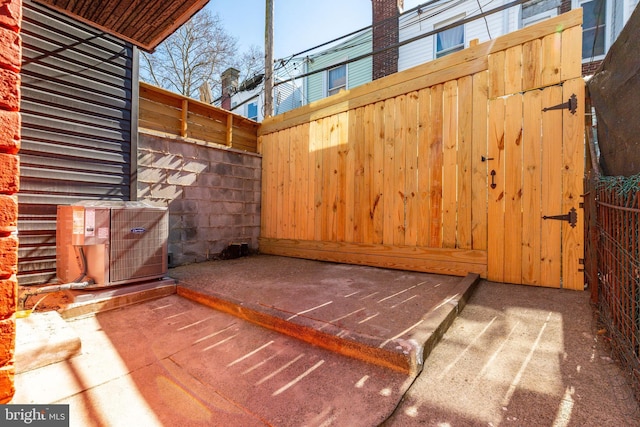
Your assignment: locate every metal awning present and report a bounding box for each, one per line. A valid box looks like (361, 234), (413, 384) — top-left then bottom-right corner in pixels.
(32, 0), (210, 51)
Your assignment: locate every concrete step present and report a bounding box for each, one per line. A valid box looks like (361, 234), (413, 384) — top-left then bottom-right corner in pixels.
(15, 278), (177, 374)
(177, 271), (479, 375)
(59, 278), (177, 319)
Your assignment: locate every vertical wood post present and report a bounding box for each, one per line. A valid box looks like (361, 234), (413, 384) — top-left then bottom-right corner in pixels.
(226, 114), (233, 146)
(181, 99), (188, 138)
(264, 0), (274, 118)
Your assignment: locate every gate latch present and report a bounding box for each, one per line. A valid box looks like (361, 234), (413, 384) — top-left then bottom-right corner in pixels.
(542, 94), (577, 115)
(542, 207), (577, 228)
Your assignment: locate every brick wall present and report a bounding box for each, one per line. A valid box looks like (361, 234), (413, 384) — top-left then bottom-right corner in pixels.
(582, 59), (602, 76)
(0, 0), (21, 404)
(560, 0), (571, 13)
(372, 0), (399, 80)
(138, 133), (261, 266)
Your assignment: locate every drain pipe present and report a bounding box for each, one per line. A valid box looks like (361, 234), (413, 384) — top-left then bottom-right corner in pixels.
(18, 280), (93, 311)
(18, 246), (95, 311)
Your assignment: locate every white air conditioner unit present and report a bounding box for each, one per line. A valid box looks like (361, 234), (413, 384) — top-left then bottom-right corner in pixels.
(56, 201), (168, 288)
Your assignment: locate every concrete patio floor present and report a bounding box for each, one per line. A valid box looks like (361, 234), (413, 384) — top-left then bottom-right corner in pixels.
(10, 254), (640, 426)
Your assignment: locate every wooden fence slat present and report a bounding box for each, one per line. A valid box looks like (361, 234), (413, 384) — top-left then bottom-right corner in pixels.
(503, 94), (523, 284)
(347, 108), (361, 242)
(372, 101), (385, 244)
(358, 105), (374, 243)
(442, 81), (458, 249)
(298, 123), (312, 241)
(383, 98), (396, 245)
(488, 50), (505, 98)
(540, 85), (563, 287)
(405, 92), (419, 247)
(471, 71), (488, 251)
(313, 118), (324, 241)
(522, 39), (542, 91)
(487, 97), (505, 282)
(561, 25), (582, 81)
(324, 116), (339, 241)
(290, 124), (302, 239)
(562, 78), (585, 290)
(260, 133), (272, 237)
(457, 76), (473, 250)
(429, 84), (444, 248)
(320, 118), (330, 241)
(541, 32), (562, 87)
(279, 129), (291, 238)
(417, 87), (432, 247)
(394, 95), (407, 245)
(336, 112), (348, 242)
(504, 45), (523, 96)
(522, 89), (542, 285)
(269, 133), (279, 238)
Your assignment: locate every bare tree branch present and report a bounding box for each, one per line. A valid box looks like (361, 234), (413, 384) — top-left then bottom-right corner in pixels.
(140, 9), (261, 99)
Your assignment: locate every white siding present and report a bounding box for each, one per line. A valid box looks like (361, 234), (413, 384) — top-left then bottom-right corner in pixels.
(398, 0), (509, 72)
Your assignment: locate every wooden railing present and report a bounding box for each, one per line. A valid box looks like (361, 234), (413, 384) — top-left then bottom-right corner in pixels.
(138, 82), (259, 152)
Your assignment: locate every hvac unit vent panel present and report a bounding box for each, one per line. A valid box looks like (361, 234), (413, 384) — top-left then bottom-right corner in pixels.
(109, 207), (168, 283)
(56, 201), (168, 288)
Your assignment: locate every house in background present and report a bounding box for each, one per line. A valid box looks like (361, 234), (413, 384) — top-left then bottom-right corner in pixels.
(562, 0), (639, 75)
(305, 29), (373, 104)
(217, 58), (305, 122)
(225, 0), (638, 122)
(401, 0), (640, 76)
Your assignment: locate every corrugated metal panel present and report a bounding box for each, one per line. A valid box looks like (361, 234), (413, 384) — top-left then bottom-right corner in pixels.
(18, 0), (134, 285)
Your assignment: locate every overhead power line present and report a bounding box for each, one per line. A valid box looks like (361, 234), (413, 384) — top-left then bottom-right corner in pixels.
(273, 0), (529, 88)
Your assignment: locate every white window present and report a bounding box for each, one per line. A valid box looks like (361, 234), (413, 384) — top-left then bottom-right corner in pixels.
(435, 18), (464, 58)
(521, 9), (558, 27)
(580, 0), (607, 60)
(327, 65), (346, 96)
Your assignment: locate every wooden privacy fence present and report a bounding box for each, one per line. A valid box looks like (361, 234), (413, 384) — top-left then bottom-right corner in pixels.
(258, 10), (585, 289)
(139, 82), (259, 152)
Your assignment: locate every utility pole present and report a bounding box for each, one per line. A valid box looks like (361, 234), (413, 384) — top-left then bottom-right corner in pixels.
(264, 0), (274, 118)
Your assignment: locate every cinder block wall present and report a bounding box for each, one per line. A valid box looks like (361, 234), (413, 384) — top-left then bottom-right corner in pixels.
(138, 133), (261, 266)
(0, 0), (21, 404)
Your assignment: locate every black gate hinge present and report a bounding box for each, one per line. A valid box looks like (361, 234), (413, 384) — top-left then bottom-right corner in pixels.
(542, 207), (577, 228)
(542, 94), (577, 115)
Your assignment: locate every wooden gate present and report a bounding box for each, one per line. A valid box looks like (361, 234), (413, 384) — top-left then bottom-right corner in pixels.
(258, 10), (585, 289)
(487, 80), (584, 289)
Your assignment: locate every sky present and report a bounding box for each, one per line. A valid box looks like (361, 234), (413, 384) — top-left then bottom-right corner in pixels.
(206, 0), (383, 60)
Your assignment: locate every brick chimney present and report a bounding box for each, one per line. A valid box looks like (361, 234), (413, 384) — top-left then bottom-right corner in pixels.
(371, 0), (402, 80)
(220, 67), (240, 110)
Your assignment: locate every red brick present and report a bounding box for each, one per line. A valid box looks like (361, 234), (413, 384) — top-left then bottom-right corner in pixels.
(0, 110), (19, 154)
(0, 317), (14, 365)
(0, 68), (19, 111)
(0, 153), (18, 194)
(0, 235), (17, 278)
(0, 27), (20, 72)
(0, 275), (16, 319)
(0, 0), (21, 32)
(0, 365), (15, 404)
(0, 195), (17, 234)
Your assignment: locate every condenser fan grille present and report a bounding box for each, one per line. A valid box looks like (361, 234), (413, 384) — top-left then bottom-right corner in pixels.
(109, 207), (168, 283)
